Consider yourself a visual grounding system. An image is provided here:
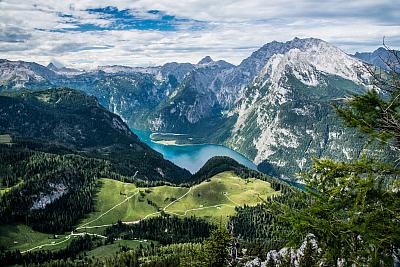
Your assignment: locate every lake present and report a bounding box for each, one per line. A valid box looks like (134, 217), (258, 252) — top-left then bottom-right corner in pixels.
(132, 129), (258, 173)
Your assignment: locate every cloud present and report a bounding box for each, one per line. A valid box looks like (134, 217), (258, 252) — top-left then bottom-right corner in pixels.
(0, 25), (32, 43)
(0, 0), (399, 68)
(49, 6), (208, 32)
(49, 42), (114, 53)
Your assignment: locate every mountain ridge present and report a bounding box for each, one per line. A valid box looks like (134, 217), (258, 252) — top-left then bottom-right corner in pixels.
(353, 46), (400, 71)
(0, 88), (191, 182)
(0, 38), (394, 178)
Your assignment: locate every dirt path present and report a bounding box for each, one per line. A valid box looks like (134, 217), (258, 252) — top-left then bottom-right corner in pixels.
(76, 189), (140, 230)
(21, 185), (238, 254)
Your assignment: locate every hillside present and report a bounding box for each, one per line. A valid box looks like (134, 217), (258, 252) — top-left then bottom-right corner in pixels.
(0, 171), (279, 254)
(0, 88), (193, 237)
(0, 88), (190, 182)
(81, 171), (279, 228)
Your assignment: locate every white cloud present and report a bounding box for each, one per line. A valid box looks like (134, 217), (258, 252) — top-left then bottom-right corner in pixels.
(0, 0), (399, 68)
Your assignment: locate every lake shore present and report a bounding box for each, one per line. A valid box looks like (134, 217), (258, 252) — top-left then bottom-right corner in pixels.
(151, 139), (194, 146)
(131, 128), (258, 173)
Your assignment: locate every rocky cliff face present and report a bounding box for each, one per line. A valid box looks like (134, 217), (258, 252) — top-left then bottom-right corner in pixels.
(224, 38), (373, 176)
(0, 38), (393, 178)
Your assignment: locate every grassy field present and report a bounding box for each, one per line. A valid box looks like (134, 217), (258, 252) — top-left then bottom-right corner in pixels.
(0, 171), (279, 253)
(0, 180), (23, 197)
(0, 224), (71, 252)
(166, 172), (277, 221)
(78, 171), (279, 229)
(85, 240), (155, 259)
(77, 180), (188, 228)
(0, 134), (12, 144)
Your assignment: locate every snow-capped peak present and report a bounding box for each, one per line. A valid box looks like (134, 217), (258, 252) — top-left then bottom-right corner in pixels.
(256, 39), (370, 87)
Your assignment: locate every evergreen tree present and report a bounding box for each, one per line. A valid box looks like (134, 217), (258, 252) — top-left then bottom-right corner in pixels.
(276, 48), (400, 266)
(299, 237), (318, 267)
(202, 226), (233, 267)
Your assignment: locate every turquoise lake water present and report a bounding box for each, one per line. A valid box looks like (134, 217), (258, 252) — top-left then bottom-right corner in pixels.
(132, 129), (257, 173)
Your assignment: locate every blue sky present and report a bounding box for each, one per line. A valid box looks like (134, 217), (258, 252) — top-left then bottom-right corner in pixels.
(1, 0), (399, 68)
(54, 7), (207, 32)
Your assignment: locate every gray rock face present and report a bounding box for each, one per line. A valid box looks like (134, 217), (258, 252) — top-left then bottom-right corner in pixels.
(0, 38), (393, 178)
(31, 183), (68, 210)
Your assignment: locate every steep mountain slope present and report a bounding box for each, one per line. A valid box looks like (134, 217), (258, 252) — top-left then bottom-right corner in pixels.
(0, 88), (190, 182)
(145, 57), (235, 135)
(0, 59), (200, 131)
(55, 71), (176, 129)
(224, 38), (375, 176)
(0, 59), (57, 90)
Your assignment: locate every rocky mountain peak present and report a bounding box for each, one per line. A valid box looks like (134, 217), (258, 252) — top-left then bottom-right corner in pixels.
(354, 46), (398, 71)
(198, 56), (214, 65)
(47, 62), (59, 71)
(375, 47), (387, 53)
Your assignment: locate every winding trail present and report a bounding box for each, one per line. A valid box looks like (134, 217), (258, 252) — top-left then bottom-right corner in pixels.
(22, 235), (72, 253)
(163, 187), (192, 211)
(169, 203), (236, 216)
(21, 183), (248, 254)
(76, 189), (140, 230)
(224, 194), (241, 206)
(123, 187), (192, 223)
(22, 190), (139, 254)
(22, 232), (108, 254)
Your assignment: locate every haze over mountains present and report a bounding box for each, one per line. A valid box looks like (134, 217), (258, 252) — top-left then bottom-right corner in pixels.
(0, 38), (396, 178)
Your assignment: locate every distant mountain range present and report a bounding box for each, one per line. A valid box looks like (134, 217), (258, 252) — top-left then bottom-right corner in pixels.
(353, 47), (399, 71)
(0, 39), (396, 178)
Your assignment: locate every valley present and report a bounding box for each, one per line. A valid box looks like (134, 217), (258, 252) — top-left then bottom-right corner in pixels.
(132, 129), (258, 173)
(1, 38), (395, 178)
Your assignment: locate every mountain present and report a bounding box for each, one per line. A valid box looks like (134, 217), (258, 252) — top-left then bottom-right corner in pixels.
(0, 88), (190, 182)
(0, 38), (394, 178)
(142, 38), (387, 177)
(144, 57), (235, 135)
(46, 62), (60, 71)
(225, 38), (374, 176)
(0, 59), (57, 89)
(47, 62), (82, 76)
(353, 47), (399, 71)
(197, 56), (214, 64)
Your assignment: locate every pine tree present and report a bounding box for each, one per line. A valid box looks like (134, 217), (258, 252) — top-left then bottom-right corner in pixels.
(276, 47), (400, 266)
(202, 226), (233, 267)
(299, 237), (318, 267)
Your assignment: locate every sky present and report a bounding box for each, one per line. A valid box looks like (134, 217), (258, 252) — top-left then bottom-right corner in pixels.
(1, 0), (399, 69)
